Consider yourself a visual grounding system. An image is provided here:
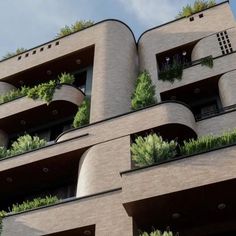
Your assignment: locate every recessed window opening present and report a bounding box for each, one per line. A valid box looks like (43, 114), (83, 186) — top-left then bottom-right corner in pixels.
(48, 44), (52, 49)
(40, 47), (44, 52)
(25, 53), (29, 57)
(199, 13), (204, 18)
(18, 56), (21, 60)
(160, 76), (222, 120)
(32, 50), (36, 55)
(190, 17), (194, 21)
(55, 41), (60, 46)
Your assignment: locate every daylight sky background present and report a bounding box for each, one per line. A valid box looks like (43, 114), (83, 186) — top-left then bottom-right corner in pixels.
(0, 0), (236, 58)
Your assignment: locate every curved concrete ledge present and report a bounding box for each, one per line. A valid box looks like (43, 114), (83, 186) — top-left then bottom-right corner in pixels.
(0, 81), (16, 96)
(218, 70), (236, 107)
(52, 84), (85, 106)
(158, 52), (236, 93)
(76, 136), (131, 198)
(58, 101), (196, 144)
(191, 35), (221, 61)
(121, 144), (236, 204)
(197, 107), (236, 136)
(0, 85), (84, 120)
(2, 190), (133, 236)
(0, 129), (8, 147)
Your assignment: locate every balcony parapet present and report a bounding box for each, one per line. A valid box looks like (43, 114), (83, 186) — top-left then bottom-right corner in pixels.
(121, 143), (236, 204)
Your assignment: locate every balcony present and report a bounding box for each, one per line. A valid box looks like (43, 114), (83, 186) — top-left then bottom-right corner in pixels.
(121, 144), (236, 235)
(0, 84), (84, 138)
(158, 51), (236, 93)
(1, 189), (132, 236)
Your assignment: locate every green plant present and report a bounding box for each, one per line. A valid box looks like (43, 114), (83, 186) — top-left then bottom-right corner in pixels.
(27, 80), (56, 103)
(180, 129), (236, 156)
(158, 57), (183, 83)
(131, 133), (177, 167)
(2, 48), (27, 60)
(0, 211), (6, 235)
(9, 134), (47, 156)
(56, 20), (94, 38)
(0, 147), (9, 159)
(58, 72), (75, 85)
(0, 87), (28, 104)
(73, 98), (90, 128)
(176, 0), (216, 18)
(200, 55), (214, 68)
(11, 196), (59, 213)
(131, 71), (157, 110)
(139, 228), (176, 236)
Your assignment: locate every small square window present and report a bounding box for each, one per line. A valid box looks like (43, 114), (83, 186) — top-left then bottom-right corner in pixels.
(48, 44), (52, 49)
(219, 42), (222, 46)
(199, 13), (204, 18)
(18, 56), (22, 60)
(220, 46), (224, 50)
(25, 53), (29, 57)
(220, 32), (223, 36)
(55, 41), (60, 46)
(32, 50), (36, 55)
(40, 47), (44, 51)
(222, 50), (225, 55)
(226, 49), (229, 54)
(230, 48), (233, 52)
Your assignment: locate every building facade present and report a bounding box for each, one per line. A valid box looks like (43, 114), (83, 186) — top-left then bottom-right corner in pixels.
(1, 1), (236, 235)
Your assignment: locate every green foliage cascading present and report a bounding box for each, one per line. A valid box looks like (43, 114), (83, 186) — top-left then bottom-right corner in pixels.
(131, 71), (157, 110)
(73, 98), (90, 128)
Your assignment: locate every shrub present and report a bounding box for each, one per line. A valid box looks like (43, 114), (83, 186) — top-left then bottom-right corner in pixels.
(56, 20), (94, 38)
(9, 134), (47, 156)
(2, 48), (27, 60)
(0, 211), (6, 235)
(0, 147), (10, 159)
(139, 228), (175, 236)
(131, 133), (177, 167)
(58, 72), (75, 85)
(11, 196), (59, 213)
(200, 55), (214, 68)
(131, 71), (157, 110)
(180, 129), (236, 156)
(73, 98), (90, 128)
(27, 80), (56, 103)
(0, 87), (28, 104)
(176, 0), (216, 18)
(158, 56), (183, 83)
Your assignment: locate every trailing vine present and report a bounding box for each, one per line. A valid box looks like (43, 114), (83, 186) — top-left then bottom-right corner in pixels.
(200, 55), (214, 68)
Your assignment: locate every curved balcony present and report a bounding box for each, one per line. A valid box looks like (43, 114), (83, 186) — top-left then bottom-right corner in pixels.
(191, 34), (222, 61)
(0, 81), (16, 96)
(58, 101), (196, 143)
(158, 51), (236, 93)
(121, 143), (236, 204)
(219, 70), (236, 107)
(1, 189), (131, 236)
(0, 85), (84, 135)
